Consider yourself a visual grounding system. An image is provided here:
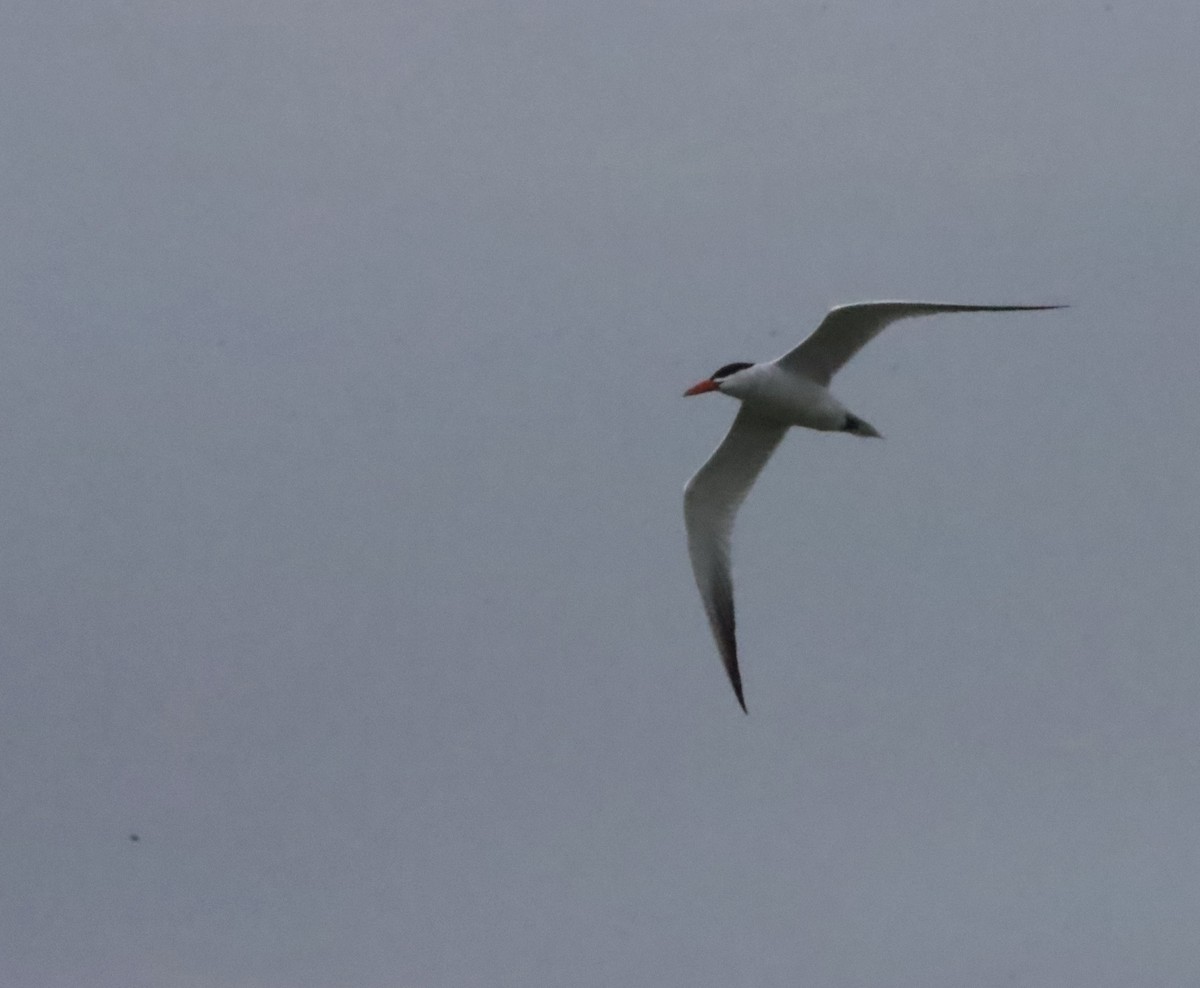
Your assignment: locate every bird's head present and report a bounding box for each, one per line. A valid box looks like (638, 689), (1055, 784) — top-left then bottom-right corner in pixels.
(683, 362), (754, 396)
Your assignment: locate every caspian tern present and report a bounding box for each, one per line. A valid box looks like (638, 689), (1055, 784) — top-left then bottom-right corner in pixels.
(683, 301), (1064, 712)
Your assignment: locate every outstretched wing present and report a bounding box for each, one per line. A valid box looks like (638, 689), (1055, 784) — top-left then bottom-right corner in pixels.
(775, 301), (1065, 385)
(683, 407), (788, 712)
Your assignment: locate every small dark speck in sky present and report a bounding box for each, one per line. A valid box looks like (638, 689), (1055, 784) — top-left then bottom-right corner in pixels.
(128, 834), (139, 842)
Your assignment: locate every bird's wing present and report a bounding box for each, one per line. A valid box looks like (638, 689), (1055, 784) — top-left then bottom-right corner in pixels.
(684, 406), (788, 712)
(774, 301), (1065, 385)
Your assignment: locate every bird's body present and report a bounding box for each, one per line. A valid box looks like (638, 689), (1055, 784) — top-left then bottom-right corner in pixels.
(683, 300), (1065, 712)
(714, 363), (855, 431)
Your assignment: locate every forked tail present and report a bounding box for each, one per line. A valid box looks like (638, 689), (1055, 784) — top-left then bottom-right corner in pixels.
(843, 413), (882, 438)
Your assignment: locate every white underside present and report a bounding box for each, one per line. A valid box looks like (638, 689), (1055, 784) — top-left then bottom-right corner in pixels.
(718, 363), (850, 431)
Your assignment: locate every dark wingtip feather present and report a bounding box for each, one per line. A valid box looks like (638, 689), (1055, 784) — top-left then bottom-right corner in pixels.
(712, 576), (748, 713)
(725, 656), (748, 713)
(724, 643), (747, 712)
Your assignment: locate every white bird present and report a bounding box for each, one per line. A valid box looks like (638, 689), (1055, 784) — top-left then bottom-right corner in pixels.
(683, 301), (1064, 712)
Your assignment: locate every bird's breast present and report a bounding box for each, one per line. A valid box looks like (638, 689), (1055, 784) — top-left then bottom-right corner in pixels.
(728, 368), (848, 431)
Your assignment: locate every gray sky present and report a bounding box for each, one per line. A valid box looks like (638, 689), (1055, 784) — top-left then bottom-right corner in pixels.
(3, 2), (1200, 985)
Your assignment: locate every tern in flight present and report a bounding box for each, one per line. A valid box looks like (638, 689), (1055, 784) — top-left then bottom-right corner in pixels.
(683, 301), (1064, 712)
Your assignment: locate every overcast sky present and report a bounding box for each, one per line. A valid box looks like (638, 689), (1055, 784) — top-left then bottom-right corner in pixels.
(4, 2), (1200, 985)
